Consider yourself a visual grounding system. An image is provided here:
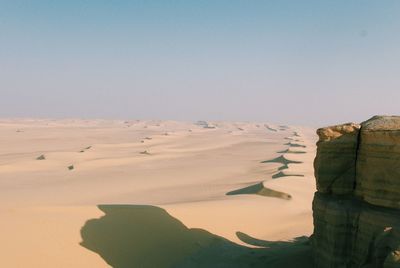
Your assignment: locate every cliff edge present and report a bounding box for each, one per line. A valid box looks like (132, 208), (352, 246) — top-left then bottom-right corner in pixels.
(312, 115), (400, 267)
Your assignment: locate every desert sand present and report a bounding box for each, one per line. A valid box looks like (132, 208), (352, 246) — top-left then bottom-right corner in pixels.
(0, 119), (316, 267)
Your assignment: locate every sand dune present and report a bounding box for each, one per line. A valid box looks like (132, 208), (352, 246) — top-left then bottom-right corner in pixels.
(272, 171), (305, 179)
(284, 142), (307, 148)
(277, 148), (306, 154)
(0, 119), (316, 267)
(261, 155), (303, 165)
(226, 182), (292, 200)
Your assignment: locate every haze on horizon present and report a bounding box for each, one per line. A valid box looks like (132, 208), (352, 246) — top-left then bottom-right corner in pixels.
(1, 0), (399, 126)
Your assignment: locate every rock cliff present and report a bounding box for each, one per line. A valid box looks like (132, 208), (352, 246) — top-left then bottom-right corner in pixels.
(312, 116), (400, 267)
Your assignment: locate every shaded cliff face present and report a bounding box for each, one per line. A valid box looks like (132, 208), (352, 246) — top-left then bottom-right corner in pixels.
(314, 123), (360, 195)
(356, 116), (400, 209)
(312, 116), (400, 268)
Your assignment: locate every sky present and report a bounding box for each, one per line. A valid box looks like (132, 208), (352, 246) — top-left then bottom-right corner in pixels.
(1, 0), (399, 126)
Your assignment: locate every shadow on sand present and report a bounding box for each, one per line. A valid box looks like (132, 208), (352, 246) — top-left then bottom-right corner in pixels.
(80, 205), (312, 268)
(226, 182), (292, 200)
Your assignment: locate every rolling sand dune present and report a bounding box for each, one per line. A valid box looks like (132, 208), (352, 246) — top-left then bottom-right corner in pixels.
(277, 148), (306, 154)
(0, 119), (316, 267)
(226, 182), (292, 200)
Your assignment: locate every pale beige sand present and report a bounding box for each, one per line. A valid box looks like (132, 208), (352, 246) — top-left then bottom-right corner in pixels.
(0, 119), (316, 267)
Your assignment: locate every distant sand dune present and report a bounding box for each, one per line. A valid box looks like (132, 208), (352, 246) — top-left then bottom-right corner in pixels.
(284, 142), (306, 148)
(293, 132), (301, 137)
(261, 155), (303, 165)
(79, 146), (92, 153)
(277, 148), (306, 154)
(264, 124), (278, 132)
(272, 171), (305, 179)
(36, 154), (46, 160)
(284, 137), (303, 143)
(261, 150), (306, 179)
(226, 182), (292, 200)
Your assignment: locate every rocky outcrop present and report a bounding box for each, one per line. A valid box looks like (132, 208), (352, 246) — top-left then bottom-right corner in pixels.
(312, 116), (400, 267)
(314, 123), (360, 195)
(355, 116), (400, 209)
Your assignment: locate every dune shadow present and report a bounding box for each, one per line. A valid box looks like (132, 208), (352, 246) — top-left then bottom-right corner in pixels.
(226, 182), (292, 200)
(293, 132), (301, 137)
(80, 205), (312, 268)
(284, 142), (306, 148)
(264, 124), (278, 132)
(277, 148), (306, 154)
(261, 155), (303, 165)
(272, 172), (305, 179)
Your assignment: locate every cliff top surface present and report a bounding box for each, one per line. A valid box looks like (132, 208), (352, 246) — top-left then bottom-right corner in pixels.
(361, 115), (400, 131)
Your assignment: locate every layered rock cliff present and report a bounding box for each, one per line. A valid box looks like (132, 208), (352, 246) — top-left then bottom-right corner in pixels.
(312, 116), (400, 267)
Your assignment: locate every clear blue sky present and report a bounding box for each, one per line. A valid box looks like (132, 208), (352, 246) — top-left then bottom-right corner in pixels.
(1, 1), (399, 125)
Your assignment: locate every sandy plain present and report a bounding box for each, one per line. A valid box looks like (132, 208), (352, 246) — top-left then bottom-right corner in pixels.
(0, 119), (316, 267)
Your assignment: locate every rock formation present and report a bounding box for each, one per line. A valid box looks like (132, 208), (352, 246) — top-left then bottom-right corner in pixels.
(312, 116), (400, 267)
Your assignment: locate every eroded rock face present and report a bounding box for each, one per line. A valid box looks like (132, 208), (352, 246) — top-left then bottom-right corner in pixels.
(314, 123), (361, 195)
(356, 116), (400, 209)
(312, 116), (400, 268)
